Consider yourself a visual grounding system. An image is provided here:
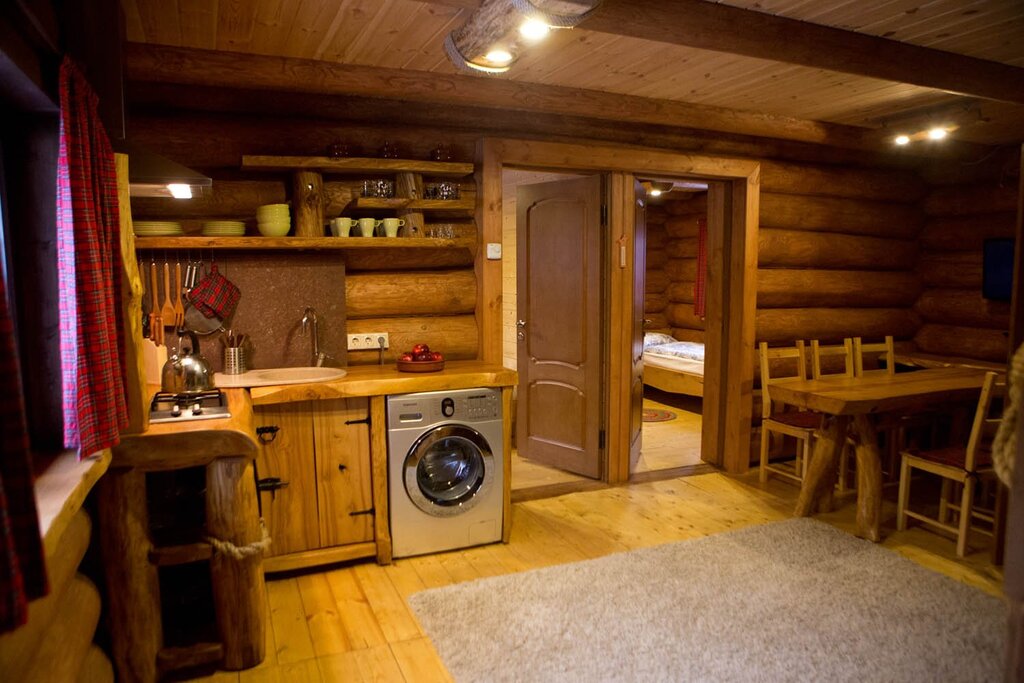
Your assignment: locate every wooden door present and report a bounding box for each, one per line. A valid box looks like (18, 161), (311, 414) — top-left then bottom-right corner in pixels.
(314, 397), (374, 547)
(629, 180), (647, 471)
(516, 175), (604, 478)
(253, 402), (319, 556)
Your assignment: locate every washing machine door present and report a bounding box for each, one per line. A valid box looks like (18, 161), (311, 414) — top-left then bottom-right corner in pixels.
(404, 424), (494, 517)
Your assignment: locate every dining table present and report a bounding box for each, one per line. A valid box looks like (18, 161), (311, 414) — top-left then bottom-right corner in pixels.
(767, 366), (989, 542)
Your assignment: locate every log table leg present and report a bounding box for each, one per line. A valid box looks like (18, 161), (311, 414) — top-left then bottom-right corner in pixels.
(206, 457), (267, 670)
(795, 416), (847, 517)
(97, 467), (162, 683)
(852, 414), (884, 542)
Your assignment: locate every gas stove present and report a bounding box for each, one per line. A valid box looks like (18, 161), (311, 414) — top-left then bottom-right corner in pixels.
(150, 389), (231, 424)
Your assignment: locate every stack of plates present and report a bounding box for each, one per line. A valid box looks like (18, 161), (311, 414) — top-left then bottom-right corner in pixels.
(256, 204), (291, 237)
(134, 221), (183, 236)
(202, 220), (246, 236)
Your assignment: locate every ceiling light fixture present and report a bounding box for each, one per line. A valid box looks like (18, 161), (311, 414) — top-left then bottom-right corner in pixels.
(894, 135), (910, 146)
(520, 18), (551, 40)
(445, 0), (602, 75)
(928, 127), (948, 140)
(646, 180), (675, 197)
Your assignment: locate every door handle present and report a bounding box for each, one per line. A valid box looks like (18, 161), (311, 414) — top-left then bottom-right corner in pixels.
(516, 319), (526, 342)
(516, 320), (526, 328)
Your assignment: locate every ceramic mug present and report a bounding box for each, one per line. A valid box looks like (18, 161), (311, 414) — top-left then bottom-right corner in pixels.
(381, 218), (405, 237)
(330, 217), (356, 237)
(357, 217), (380, 237)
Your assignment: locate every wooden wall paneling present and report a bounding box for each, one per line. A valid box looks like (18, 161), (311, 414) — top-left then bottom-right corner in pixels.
(665, 214), (704, 238)
(700, 184), (727, 470)
(919, 212), (1018, 251)
(645, 269), (669, 293)
(342, 244), (476, 271)
(923, 183), (1020, 216)
(607, 172), (633, 484)
(664, 194), (708, 216)
(759, 229), (917, 270)
(756, 307), (919, 344)
(345, 269), (476, 318)
(757, 269), (921, 308)
(21, 575), (101, 682)
(667, 303), (706, 331)
(672, 328), (706, 343)
(347, 315), (479, 364)
(915, 324), (1009, 362)
(759, 192), (923, 238)
(918, 252), (983, 288)
(758, 160), (927, 202)
(667, 281), (696, 304)
(915, 289), (1011, 329)
(370, 395), (391, 564)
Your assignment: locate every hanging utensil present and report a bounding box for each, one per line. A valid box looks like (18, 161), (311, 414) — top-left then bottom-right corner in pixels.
(149, 260), (163, 346)
(173, 260), (185, 327)
(161, 259), (176, 331)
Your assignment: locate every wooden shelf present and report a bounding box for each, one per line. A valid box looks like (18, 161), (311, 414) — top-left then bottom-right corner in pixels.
(241, 155), (474, 178)
(134, 236), (473, 250)
(345, 197), (474, 212)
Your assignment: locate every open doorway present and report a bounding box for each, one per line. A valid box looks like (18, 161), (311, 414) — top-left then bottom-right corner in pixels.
(633, 178), (710, 477)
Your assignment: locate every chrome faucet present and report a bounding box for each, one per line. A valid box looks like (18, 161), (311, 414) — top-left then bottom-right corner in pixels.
(301, 307), (325, 367)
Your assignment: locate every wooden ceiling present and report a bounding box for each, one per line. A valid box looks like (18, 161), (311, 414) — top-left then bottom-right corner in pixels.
(120, 0), (1024, 147)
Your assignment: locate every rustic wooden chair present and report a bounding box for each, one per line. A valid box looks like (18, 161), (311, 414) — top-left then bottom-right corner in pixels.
(810, 338), (855, 494)
(896, 371), (1005, 557)
(853, 335), (895, 376)
(759, 341), (820, 485)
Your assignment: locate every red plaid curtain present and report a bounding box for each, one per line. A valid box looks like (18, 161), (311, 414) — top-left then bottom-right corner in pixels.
(0, 249), (48, 632)
(57, 57), (128, 458)
(693, 216), (708, 319)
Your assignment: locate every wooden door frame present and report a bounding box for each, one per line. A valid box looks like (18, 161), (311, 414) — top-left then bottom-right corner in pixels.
(476, 138), (760, 479)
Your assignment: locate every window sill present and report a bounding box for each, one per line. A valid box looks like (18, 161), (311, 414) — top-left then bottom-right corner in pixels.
(34, 449), (111, 556)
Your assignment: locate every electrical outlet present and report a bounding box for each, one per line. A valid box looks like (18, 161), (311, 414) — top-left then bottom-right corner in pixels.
(348, 332), (389, 350)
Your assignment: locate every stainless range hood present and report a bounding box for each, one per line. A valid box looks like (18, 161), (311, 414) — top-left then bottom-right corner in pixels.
(122, 143), (212, 199)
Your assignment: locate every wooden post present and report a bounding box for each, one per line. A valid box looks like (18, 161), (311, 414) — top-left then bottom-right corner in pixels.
(205, 456), (266, 670)
(371, 396), (392, 564)
(292, 170), (324, 237)
(98, 468), (162, 683)
(852, 415), (884, 543)
(116, 153), (149, 434)
(396, 172), (425, 237)
(794, 416), (845, 517)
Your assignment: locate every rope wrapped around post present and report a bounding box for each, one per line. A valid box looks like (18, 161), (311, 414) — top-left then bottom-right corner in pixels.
(993, 342), (1024, 486)
(205, 518), (272, 560)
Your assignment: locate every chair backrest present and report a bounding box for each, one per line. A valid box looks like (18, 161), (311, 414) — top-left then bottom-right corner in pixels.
(966, 371), (1007, 472)
(810, 338), (854, 380)
(759, 340), (806, 418)
(853, 336), (895, 377)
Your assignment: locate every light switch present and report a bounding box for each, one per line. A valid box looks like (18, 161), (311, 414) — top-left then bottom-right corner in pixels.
(486, 242), (502, 260)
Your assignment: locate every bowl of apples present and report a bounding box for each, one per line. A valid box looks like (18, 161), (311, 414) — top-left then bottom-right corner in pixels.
(396, 343), (445, 373)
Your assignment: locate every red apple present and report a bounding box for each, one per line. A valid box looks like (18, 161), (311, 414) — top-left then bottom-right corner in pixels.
(399, 352), (414, 362)
(412, 343), (430, 355)
(414, 351), (433, 362)
(431, 351), (444, 361)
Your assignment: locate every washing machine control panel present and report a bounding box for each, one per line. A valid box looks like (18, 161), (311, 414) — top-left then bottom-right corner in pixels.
(388, 388), (501, 425)
(463, 392), (500, 420)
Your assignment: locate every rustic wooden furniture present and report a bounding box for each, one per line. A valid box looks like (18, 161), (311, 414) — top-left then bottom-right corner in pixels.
(759, 341), (819, 485)
(810, 339), (856, 494)
(770, 367), (989, 542)
(642, 339), (705, 398)
(897, 371), (1005, 557)
(853, 335), (895, 376)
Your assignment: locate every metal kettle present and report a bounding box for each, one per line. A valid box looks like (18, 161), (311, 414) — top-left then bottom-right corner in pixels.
(161, 329), (214, 393)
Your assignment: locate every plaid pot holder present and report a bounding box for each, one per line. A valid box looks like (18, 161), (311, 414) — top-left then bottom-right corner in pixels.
(188, 263), (240, 319)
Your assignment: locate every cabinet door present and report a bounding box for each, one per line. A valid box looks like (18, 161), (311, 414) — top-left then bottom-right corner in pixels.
(253, 402), (319, 556)
(314, 398), (374, 547)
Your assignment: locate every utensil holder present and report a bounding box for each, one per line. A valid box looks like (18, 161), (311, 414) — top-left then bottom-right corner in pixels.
(224, 346), (248, 375)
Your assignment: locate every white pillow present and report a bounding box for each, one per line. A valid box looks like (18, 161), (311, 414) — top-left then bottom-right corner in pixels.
(643, 332), (676, 349)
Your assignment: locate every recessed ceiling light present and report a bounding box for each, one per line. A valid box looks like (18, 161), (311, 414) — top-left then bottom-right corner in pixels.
(894, 135), (910, 146)
(167, 183), (193, 199)
(649, 188), (663, 197)
(520, 18), (550, 41)
(928, 127), (948, 140)
(485, 49), (513, 65)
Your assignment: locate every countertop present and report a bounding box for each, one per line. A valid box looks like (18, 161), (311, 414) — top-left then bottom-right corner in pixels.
(248, 361), (517, 406)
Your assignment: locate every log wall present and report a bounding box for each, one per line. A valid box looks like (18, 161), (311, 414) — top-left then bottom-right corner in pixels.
(913, 176), (1019, 362)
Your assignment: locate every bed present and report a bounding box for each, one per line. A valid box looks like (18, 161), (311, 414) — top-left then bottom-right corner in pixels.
(642, 333), (705, 398)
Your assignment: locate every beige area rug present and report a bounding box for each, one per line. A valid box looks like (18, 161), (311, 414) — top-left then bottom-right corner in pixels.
(409, 519), (1004, 682)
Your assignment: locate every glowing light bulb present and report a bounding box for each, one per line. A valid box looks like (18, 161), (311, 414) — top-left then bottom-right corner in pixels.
(485, 49), (513, 65)
(894, 135), (910, 146)
(928, 127), (948, 140)
(167, 183), (192, 199)
(649, 189), (663, 196)
(520, 18), (550, 41)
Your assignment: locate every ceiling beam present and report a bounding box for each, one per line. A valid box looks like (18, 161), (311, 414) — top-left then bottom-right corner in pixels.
(420, 0), (1024, 106)
(124, 43), (895, 152)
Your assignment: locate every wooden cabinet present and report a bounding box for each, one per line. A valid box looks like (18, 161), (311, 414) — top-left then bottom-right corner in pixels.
(253, 397), (374, 569)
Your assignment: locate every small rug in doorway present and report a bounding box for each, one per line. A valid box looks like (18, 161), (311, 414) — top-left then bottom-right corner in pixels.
(408, 518), (1004, 682)
(642, 408), (676, 422)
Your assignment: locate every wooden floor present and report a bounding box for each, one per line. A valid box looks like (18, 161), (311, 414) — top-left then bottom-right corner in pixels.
(511, 390), (704, 489)
(183, 471), (1004, 683)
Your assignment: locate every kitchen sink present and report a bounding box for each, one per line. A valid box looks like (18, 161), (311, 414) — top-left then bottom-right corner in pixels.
(215, 366), (347, 388)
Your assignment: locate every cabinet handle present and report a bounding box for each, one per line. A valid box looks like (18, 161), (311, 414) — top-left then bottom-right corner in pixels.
(350, 508), (374, 517)
(256, 426), (280, 443)
(345, 415), (371, 426)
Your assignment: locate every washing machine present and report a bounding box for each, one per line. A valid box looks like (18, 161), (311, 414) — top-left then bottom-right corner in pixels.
(387, 387), (504, 558)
